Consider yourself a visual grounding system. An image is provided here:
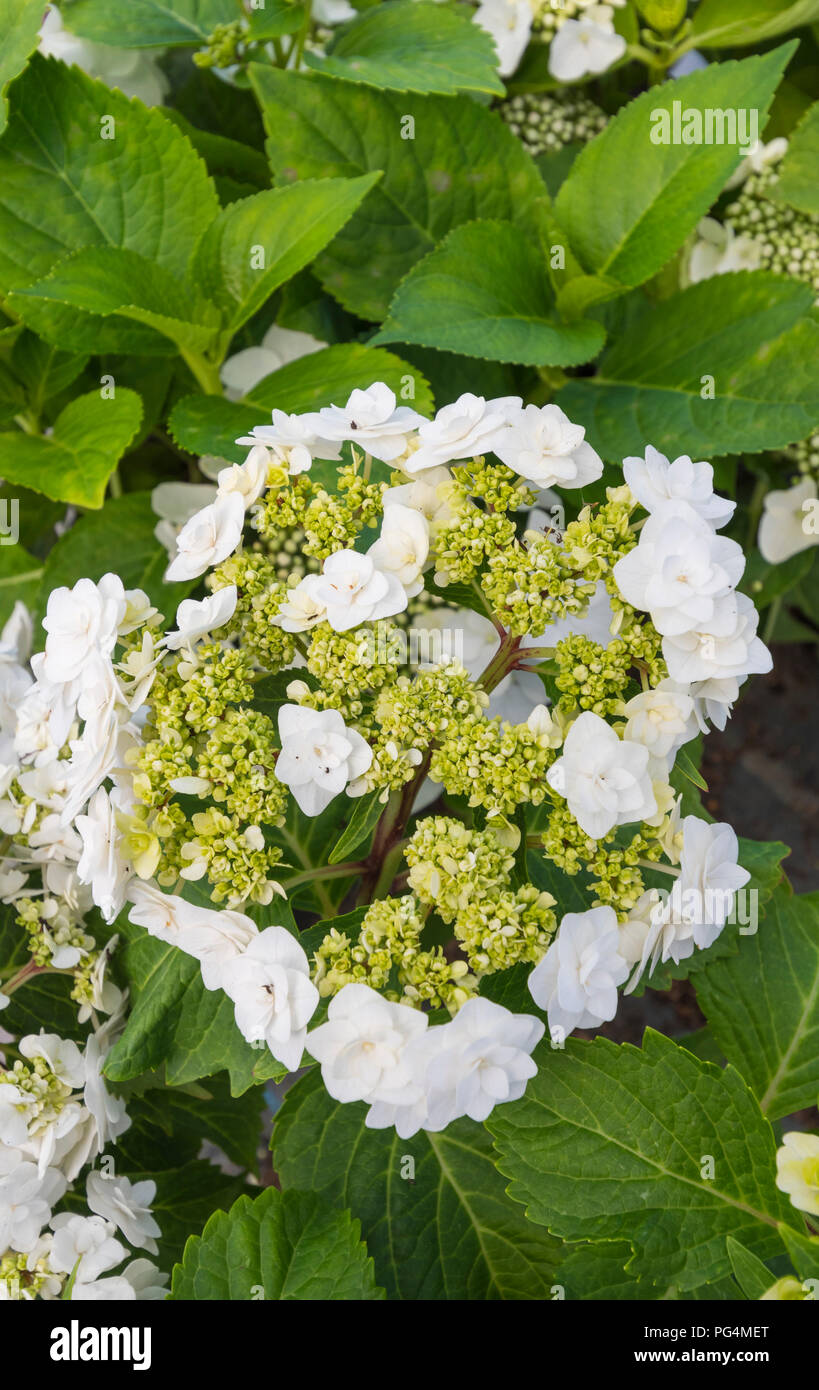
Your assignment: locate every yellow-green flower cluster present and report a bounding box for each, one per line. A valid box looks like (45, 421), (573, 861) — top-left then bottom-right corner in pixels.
(485, 532), (597, 637)
(404, 818), (556, 974)
(196, 707), (288, 825)
(15, 898), (94, 970)
(430, 710), (557, 815)
(301, 466), (383, 560)
(433, 493), (518, 587)
(210, 550), (295, 671)
(561, 487), (636, 581)
(176, 808), (282, 905)
(554, 633), (633, 716)
(306, 620), (401, 719)
(500, 89), (608, 156)
(0, 1249), (58, 1301)
(454, 457), (532, 512)
(375, 660), (489, 753)
(539, 804), (665, 917)
(725, 159), (819, 294)
(312, 893), (477, 1014)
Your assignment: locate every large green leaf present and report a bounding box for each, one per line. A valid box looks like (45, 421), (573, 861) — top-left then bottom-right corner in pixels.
(119, 1072), (264, 1173)
(488, 1030), (794, 1292)
(249, 65), (546, 320)
(696, 888), (819, 1121)
(38, 492), (190, 627)
(556, 274), (819, 460)
(0, 0), (42, 137)
(273, 1066), (562, 1300)
(769, 100), (819, 215)
(0, 389), (142, 509)
(171, 1186), (384, 1299)
(374, 220), (605, 366)
(63, 0), (239, 45)
(193, 175), (380, 334)
(103, 918), (289, 1096)
(0, 56), (218, 295)
(689, 0), (819, 47)
(10, 247), (222, 357)
(167, 342), (434, 462)
(306, 1), (504, 97)
(554, 46), (794, 291)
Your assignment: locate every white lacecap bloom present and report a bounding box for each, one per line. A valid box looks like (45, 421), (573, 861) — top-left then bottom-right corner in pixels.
(151, 481), (218, 558)
(623, 446), (735, 529)
(528, 905), (629, 1036)
(307, 983), (429, 1105)
(237, 408), (342, 477)
(725, 137), (788, 190)
(121, 1258), (169, 1300)
(662, 591), (772, 685)
(76, 786), (132, 925)
(216, 446), (270, 510)
(758, 477), (819, 565)
(48, 1212), (126, 1283)
(19, 1033), (85, 1089)
(367, 503), (430, 598)
(548, 4), (627, 83)
(622, 680), (698, 762)
(220, 926), (319, 1071)
(0, 1150), (66, 1254)
(687, 217), (762, 283)
(164, 586), (238, 652)
(220, 324), (326, 400)
(311, 549), (408, 631)
(85, 1172), (161, 1254)
(491, 403), (603, 490)
(546, 709), (657, 840)
(165, 494), (245, 583)
(613, 501), (745, 637)
(382, 467), (455, 524)
(416, 997), (543, 1130)
(775, 1132), (819, 1218)
(42, 574), (126, 688)
(127, 881), (198, 945)
(401, 392), (520, 473)
(302, 383), (426, 464)
(275, 703), (373, 817)
(473, 0), (532, 77)
(275, 574), (327, 633)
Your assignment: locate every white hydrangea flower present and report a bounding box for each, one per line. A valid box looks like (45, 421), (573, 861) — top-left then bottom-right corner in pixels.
(622, 680), (697, 762)
(121, 1258), (169, 1300)
(76, 786), (133, 924)
(662, 591), (772, 684)
(164, 586), (238, 652)
(221, 926), (319, 1071)
(758, 477), (819, 565)
(164, 494), (245, 583)
(548, 5), (626, 82)
(689, 675), (741, 733)
(237, 408), (342, 476)
(215, 445), (270, 510)
(307, 983), (429, 1104)
(546, 710), (657, 840)
(39, 4), (169, 106)
(220, 324), (326, 400)
(418, 997), (543, 1129)
(151, 481), (218, 559)
(624, 446), (735, 528)
(42, 574), (126, 687)
(528, 905), (629, 1037)
(311, 549), (408, 631)
(303, 383), (426, 463)
(687, 217), (762, 282)
(726, 136), (788, 190)
(275, 704), (373, 817)
(48, 1213), (126, 1283)
(274, 574), (328, 632)
(473, 0), (532, 77)
(775, 1132), (819, 1217)
(367, 503), (430, 598)
(490, 403), (603, 490)
(85, 1172), (161, 1254)
(0, 1151), (66, 1255)
(19, 1033), (85, 1090)
(613, 503), (745, 637)
(381, 467), (455, 524)
(402, 393), (519, 473)
(127, 882), (199, 945)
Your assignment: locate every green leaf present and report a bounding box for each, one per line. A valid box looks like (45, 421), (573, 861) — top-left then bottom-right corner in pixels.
(193, 175), (380, 334)
(37, 491), (187, 623)
(0, 56), (218, 295)
(0, 389), (142, 509)
(0, 543), (44, 626)
(273, 1066), (562, 1300)
(676, 746), (709, 792)
(170, 1186), (384, 1299)
(119, 1072), (264, 1173)
(374, 220), (605, 366)
(778, 1223), (819, 1281)
(488, 1030), (793, 1291)
(103, 918), (289, 1096)
(249, 65), (546, 320)
(554, 46), (795, 291)
(744, 544), (817, 609)
(769, 100), (819, 215)
(63, 0), (238, 46)
(695, 888), (819, 1121)
(726, 1235), (778, 1300)
(167, 343), (434, 462)
(328, 791), (384, 864)
(10, 247), (222, 356)
(137, 1160), (248, 1270)
(556, 273), (819, 460)
(689, 0), (819, 48)
(306, 1), (504, 97)
(0, 0), (42, 137)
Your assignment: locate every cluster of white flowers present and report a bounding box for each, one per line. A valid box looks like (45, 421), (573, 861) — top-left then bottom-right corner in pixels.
(0, 1019), (166, 1301)
(473, 0), (626, 82)
(38, 4), (169, 106)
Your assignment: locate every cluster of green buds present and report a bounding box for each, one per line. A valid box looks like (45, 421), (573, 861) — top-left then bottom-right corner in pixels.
(724, 157), (819, 295)
(499, 90), (608, 156)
